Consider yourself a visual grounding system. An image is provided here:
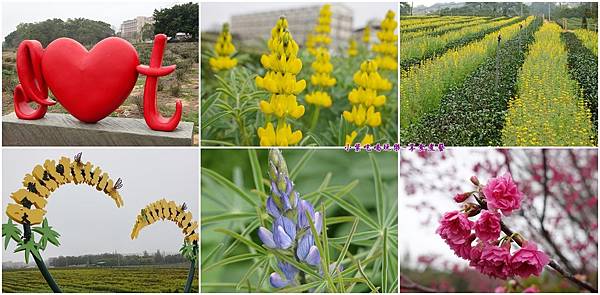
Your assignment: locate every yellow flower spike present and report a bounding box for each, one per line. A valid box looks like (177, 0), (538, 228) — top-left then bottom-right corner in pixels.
(257, 16), (305, 146)
(373, 10), (398, 71)
(361, 134), (374, 145)
(348, 39), (358, 57)
(306, 91), (332, 108)
(10, 189), (47, 209)
(363, 26), (371, 44)
(209, 23), (237, 72)
(345, 131), (358, 145)
(257, 122), (302, 146)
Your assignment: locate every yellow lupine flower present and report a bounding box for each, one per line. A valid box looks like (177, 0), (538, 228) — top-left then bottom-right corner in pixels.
(343, 104), (382, 127)
(348, 39), (358, 56)
(258, 122), (303, 146)
(373, 10), (397, 71)
(306, 91), (332, 108)
(209, 23), (237, 71)
(259, 94), (305, 119)
(362, 26), (370, 44)
(307, 4), (333, 55)
(343, 59), (390, 144)
(257, 17), (305, 146)
(345, 131), (374, 145)
(306, 5), (335, 113)
(348, 88), (386, 107)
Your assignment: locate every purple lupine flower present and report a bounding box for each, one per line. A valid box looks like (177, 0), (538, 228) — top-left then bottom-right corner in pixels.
(260, 149), (328, 289)
(269, 261), (298, 288)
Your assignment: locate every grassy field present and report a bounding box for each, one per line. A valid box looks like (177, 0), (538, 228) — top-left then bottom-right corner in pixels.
(2, 41), (199, 144)
(2, 266), (199, 293)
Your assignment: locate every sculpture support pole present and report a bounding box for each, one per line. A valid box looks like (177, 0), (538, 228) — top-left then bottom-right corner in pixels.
(184, 258), (196, 293)
(23, 223), (62, 293)
(137, 34), (182, 131)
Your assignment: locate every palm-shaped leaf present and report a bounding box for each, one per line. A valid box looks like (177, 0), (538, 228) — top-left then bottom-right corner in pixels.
(14, 238), (42, 264)
(31, 218), (60, 250)
(2, 220), (23, 250)
(180, 242), (198, 262)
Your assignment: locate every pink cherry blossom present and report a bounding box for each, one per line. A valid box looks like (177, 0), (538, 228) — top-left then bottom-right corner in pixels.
(436, 211), (474, 244)
(474, 210), (501, 242)
(483, 173), (523, 215)
(445, 234), (475, 260)
(510, 242), (550, 277)
(522, 285), (540, 293)
(475, 244), (512, 279)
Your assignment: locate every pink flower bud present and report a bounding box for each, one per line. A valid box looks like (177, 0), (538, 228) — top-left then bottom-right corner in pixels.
(454, 192), (470, 203)
(470, 175), (480, 186)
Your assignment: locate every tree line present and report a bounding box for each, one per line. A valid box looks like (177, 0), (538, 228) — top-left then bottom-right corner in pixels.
(2, 2), (199, 48)
(48, 250), (188, 268)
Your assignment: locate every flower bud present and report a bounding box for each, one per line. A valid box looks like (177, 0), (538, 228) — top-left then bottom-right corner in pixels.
(453, 192), (470, 203)
(462, 202), (481, 217)
(470, 175), (480, 186)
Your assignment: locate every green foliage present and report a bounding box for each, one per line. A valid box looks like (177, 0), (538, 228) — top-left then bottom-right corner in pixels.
(2, 267), (199, 292)
(562, 31), (598, 132)
(439, 2), (528, 17)
(180, 241), (199, 262)
(3, 18), (114, 48)
(2, 220), (22, 250)
(201, 150), (398, 292)
(401, 17), (541, 145)
(153, 2), (199, 41)
(31, 219), (61, 250)
(14, 238), (43, 264)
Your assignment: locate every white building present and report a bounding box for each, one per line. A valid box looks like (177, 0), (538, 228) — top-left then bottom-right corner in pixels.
(120, 16), (154, 41)
(230, 4), (353, 50)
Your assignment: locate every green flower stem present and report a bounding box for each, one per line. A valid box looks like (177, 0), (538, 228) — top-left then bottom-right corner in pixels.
(184, 258), (196, 293)
(23, 223), (62, 293)
(309, 106), (321, 131)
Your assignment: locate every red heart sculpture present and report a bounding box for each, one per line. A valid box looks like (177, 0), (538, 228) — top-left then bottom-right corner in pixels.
(42, 37), (139, 123)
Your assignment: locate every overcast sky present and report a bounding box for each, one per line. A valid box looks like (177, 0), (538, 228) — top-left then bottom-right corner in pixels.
(201, 2), (398, 31)
(2, 0), (187, 39)
(2, 148), (198, 263)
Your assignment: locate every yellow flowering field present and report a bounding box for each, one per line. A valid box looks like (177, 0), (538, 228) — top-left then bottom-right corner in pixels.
(502, 22), (594, 146)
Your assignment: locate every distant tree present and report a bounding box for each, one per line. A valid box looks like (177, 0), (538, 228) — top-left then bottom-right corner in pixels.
(153, 2), (199, 41)
(400, 2), (411, 16)
(3, 18), (114, 48)
(141, 23), (155, 41)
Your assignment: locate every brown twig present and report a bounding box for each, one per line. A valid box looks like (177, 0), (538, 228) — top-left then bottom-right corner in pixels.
(474, 194), (598, 293)
(399, 275), (438, 293)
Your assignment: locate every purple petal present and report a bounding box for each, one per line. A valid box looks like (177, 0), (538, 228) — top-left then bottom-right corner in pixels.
(271, 181), (281, 197)
(297, 199), (315, 229)
(278, 261), (298, 280)
(277, 216), (296, 240)
(274, 226), (292, 249)
(269, 272), (290, 288)
(296, 233), (314, 260)
(266, 197), (280, 218)
(314, 212), (322, 235)
(258, 227), (276, 248)
(285, 177), (293, 196)
(305, 246), (321, 266)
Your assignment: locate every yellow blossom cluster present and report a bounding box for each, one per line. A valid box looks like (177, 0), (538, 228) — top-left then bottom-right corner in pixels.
(373, 10), (398, 71)
(343, 60), (392, 145)
(209, 23), (237, 71)
(502, 22), (594, 146)
(347, 39), (358, 56)
(256, 17), (306, 146)
(306, 5), (336, 112)
(306, 4), (333, 55)
(362, 26), (371, 45)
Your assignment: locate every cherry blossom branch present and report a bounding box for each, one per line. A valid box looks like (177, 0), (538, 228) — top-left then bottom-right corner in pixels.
(474, 194), (597, 293)
(399, 275), (438, 293)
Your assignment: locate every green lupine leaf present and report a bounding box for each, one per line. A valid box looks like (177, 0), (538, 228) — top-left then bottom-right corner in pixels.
(202, 168), (257, 206)
(203, 253), (262, 272)
(248, 150), (265, 195)
(319, 191), (379, 230)
(290, 149), (316, 181)
(214, 228), (266, 255)
(369, 153), (385, 227)
(235, 257), (266, 290)
(201, 212), (255, 225)
(2, 220), (22, 250)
